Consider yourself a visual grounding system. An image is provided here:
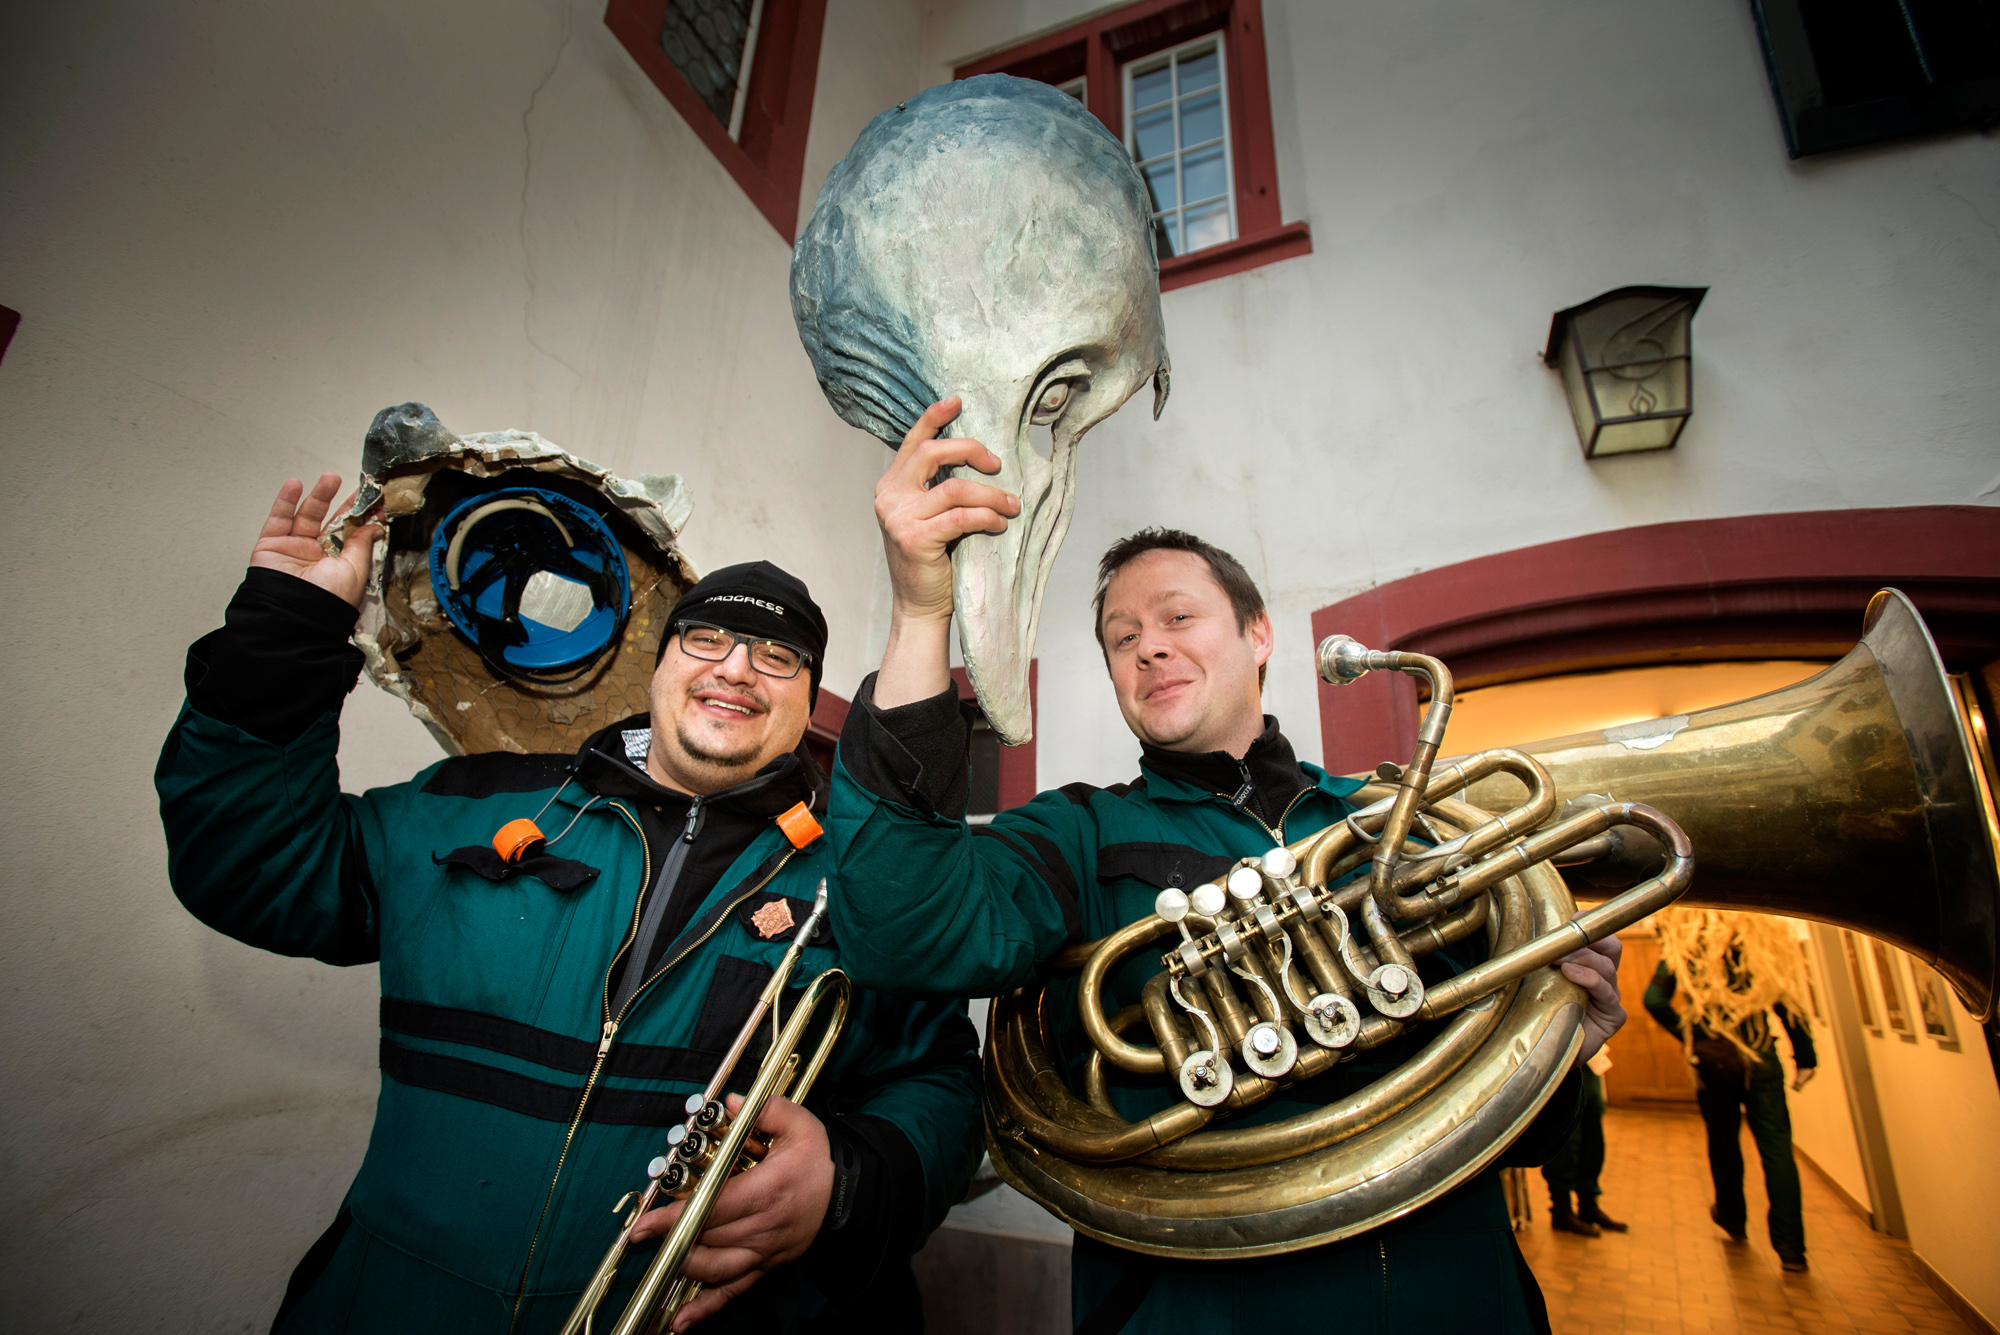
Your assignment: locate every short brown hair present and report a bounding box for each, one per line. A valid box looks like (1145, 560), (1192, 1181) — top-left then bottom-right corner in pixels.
(1092, 529), (1268, 683)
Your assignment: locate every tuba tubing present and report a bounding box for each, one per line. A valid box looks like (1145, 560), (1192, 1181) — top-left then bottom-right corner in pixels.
(983, 588), (1998, 1259)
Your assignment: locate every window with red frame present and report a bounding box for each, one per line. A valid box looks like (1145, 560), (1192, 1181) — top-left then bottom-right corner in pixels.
(956, 0), (1310, 291)
(605, 0), (827, 242)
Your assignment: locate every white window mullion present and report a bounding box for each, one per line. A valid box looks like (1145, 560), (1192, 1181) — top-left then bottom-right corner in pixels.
(725, 0), (766, 141)
(1122, 34), (1236, 259)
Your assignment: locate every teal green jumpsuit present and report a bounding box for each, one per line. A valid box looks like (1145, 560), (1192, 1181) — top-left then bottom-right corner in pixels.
(157, 572), (984, 1332)
(827, 676), (1578, 1334)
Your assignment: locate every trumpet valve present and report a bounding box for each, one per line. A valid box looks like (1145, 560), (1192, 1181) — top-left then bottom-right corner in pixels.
(666, 1123), (718, 1169)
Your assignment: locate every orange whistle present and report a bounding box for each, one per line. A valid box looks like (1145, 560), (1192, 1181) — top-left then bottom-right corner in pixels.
(494, 818), (547, 864)
(775, 802), (823, 850)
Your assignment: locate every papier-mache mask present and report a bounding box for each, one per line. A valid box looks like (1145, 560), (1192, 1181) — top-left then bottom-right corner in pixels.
(328, 402), (698, 756)
(791, 74), (1171, 745)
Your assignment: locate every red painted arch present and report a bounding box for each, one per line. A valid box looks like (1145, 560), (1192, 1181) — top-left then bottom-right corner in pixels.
(1310, 506), (2000, 774)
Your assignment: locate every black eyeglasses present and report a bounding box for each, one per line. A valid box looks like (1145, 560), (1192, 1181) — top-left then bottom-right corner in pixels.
(677, 622), (812, 679)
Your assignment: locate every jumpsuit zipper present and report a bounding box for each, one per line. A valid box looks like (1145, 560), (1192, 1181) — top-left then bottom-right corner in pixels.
(508, 799), (798, 1329)
(1215, 782), (1315, 847)
(608, 798), (704, 1017)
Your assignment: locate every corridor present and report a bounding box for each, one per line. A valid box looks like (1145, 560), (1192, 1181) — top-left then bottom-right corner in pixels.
(1519, 1107), (1975, 1335)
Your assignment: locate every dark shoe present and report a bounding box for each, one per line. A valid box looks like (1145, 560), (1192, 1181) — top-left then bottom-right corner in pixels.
(1710, 1206), (1748, 1243)
(1578, 1196), (1628, 1232)
(1778, 1251), (1809, 1273)
(1551, 1200), (1601, 1237)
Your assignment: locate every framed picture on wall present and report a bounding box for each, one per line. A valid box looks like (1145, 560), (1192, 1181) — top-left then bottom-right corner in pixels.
(1841, 931), (1880, 1035)
(1908, 958), (1962, 1053)
(1870, 939), (1917, 1042)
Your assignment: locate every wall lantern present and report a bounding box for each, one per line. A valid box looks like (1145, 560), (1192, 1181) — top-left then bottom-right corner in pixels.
(1544, 286), (1706, 458)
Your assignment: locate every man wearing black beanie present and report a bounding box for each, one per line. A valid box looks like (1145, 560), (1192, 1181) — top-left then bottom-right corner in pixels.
(157, 477), (981, 1334)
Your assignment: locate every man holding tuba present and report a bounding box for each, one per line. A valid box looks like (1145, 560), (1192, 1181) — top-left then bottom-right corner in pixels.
(156, 475), (983, 1333)
(825, 401), (1632, 1332)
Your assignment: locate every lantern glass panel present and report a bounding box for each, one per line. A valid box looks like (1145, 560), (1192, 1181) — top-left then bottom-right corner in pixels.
(1553, 289), (1697, 459)
(1557, 336), (1600, 454)
(1585, 356), (1689, 426)
(1591, 415), (1687, 456)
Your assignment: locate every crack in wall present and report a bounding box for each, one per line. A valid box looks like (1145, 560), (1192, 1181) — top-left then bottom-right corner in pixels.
(520, 1), (584, 388)
(1937, 183), (2000, 248)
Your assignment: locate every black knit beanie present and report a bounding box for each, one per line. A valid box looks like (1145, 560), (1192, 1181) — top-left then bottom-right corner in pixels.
(660, 561), (827, 710)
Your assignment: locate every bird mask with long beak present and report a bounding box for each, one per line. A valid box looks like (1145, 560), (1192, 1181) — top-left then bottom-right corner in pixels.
(791, 74), (1170, 744)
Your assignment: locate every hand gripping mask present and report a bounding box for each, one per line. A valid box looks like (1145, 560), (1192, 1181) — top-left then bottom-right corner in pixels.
(326, 402), (699, 756)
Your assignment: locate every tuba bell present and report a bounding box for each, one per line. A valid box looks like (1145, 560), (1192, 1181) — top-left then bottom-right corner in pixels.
(982, 588), (1998, 1259)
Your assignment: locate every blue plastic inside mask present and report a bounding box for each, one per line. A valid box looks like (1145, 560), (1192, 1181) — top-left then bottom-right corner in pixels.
(427, 487), (631, 675)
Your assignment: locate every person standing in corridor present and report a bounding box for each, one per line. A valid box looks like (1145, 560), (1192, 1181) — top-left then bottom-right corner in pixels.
(1644, 909), (1816, 1273)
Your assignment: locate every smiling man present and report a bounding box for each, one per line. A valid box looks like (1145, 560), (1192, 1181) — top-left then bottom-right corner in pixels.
(156, 475), (981, 1334)
(826, 401), (1627, 1334)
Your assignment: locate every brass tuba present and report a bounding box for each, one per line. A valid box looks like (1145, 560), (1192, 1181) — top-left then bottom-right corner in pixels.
(983, 589), (1998, 1259)
(561, 883), (850, 1335)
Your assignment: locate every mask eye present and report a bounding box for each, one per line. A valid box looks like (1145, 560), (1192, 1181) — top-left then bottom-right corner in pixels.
(1030, 380), (1074, 425)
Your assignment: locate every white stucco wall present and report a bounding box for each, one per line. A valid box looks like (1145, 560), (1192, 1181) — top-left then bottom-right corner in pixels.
(0, 0), (920, 1324)
(921, 0), (1999, 793)
(3, 0), (1996, 1325)
(1858, 972), (2000, 1323)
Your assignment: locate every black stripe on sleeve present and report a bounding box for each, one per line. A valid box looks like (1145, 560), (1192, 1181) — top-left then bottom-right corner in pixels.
(970, 826), (1083, 939)
(419, 751), (573, 798)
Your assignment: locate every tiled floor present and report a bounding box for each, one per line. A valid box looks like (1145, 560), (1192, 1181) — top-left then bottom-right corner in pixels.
(1519, 1106), (1971, 1335)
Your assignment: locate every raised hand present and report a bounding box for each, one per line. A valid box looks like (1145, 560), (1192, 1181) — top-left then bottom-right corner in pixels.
(1559, 928), (1626, 1062)
(250, 474), (380, 609)
(872, 396), (1019, 707)
(628, 1093), (834, 1332)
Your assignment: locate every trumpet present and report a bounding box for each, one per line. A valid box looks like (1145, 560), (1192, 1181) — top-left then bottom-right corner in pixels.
(985, 589), (1999, 1259)
(562, 881), (850, 1335)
